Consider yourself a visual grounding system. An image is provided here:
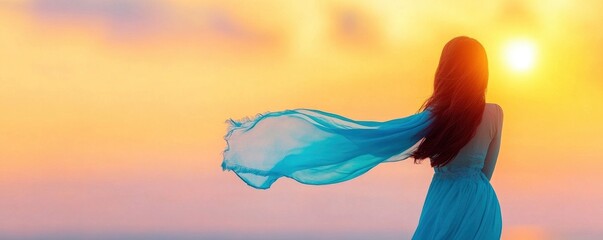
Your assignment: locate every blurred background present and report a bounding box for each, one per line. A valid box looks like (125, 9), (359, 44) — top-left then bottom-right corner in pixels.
(1, 0), (602, 239)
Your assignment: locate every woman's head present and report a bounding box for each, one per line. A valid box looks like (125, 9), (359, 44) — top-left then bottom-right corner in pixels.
(411, 36), (489, 167)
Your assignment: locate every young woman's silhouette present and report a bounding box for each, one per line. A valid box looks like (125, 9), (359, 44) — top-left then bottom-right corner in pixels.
(409, 36), (503, 239)
(222, 36), (504, 240)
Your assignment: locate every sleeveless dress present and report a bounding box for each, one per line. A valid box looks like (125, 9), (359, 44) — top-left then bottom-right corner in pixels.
(412, 103), (504, 240)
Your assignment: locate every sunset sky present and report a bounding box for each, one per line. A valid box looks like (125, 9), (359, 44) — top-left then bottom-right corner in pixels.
(1, 0), (603, 239)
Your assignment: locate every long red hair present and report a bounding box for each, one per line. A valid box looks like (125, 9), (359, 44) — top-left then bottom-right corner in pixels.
(411, 36), (489, 167)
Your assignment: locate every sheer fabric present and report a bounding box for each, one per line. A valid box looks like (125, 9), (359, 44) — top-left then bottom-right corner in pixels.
(221, 108), (433, 189)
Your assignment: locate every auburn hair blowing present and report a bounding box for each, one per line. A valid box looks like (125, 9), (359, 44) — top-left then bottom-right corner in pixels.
(411, 36), (489, 167)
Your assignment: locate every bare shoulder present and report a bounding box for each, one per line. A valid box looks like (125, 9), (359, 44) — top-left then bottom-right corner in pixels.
(486, 103), (503, 113)
(485, 103), (504, 121)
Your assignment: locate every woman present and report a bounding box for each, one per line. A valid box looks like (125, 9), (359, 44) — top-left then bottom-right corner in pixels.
(409, 37), (503, 239)
(222, 36), (503, 239)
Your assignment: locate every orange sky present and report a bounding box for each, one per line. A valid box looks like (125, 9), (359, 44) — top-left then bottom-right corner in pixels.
(1, 0), (602, 239)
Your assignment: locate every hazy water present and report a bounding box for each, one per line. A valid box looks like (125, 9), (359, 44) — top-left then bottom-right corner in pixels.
(2, 231), (603, 240)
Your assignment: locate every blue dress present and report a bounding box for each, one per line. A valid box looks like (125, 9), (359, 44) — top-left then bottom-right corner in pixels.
(412, 103), (504, 239)
(221, 103), (503, 239)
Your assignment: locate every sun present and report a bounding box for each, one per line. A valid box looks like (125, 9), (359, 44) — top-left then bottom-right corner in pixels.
(503, 39), (537, 72)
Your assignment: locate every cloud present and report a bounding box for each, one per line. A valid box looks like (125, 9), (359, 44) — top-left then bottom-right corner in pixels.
(18, 0), (283, 50)
(27, 0), (169, 38)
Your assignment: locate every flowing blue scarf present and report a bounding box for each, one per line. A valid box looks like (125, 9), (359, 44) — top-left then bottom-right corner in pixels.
(221, 108), (434, 189)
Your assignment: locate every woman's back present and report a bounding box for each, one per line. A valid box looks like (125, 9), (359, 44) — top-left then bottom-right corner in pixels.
(433, 103), (504, 180)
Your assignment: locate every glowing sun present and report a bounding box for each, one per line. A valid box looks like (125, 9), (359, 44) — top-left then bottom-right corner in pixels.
(503, 39), (537, 72)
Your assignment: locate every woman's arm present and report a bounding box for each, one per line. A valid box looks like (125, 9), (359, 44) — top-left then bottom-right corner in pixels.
(482, 104), (504, 181)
